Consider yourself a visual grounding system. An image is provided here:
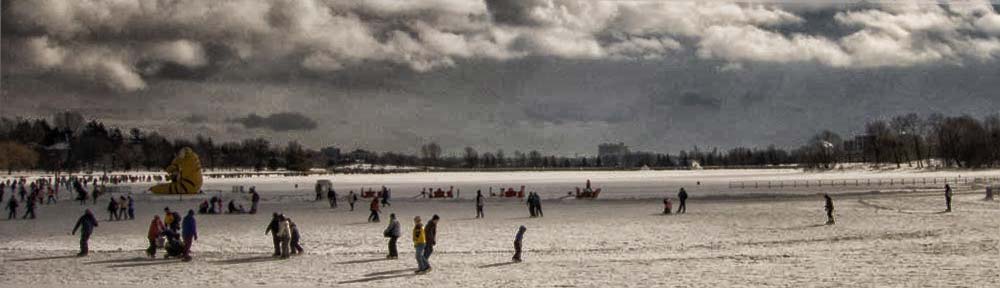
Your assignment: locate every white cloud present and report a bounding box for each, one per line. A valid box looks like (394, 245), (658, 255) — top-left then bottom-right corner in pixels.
(4, 0), (1000, 92)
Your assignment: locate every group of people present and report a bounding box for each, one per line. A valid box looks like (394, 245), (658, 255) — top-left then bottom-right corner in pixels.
(266, 213), (303, 258)
(197, 189), (259, 215)
(105, 195), (135, 221)
(2, 179), (62, 220)
(143, 207), (197, 261)
(46, 179), (970, 278)
(526, 192), (543, 217)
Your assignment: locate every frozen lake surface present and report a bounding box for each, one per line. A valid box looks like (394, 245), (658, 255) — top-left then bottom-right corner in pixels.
(1, 169), (997, 287)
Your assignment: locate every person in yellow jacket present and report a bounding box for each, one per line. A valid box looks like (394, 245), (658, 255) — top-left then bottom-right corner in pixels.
(150, 147), (203, 195)
(412, 216), (430, 273)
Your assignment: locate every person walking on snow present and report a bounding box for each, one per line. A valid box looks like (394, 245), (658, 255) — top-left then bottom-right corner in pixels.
(21, 196), (36, 219)
(677, 187), (688, 214)
(107, 198), (119, 221)
(71, 209), (99, 257)
(381, 186), (391, 207)
(250, 188), (260, 214)
(527, 193), (536, 217)
(412, 216), (429, 273)
(384, 213), (401, 259)
(348, 191), (357, 211)
(944, 184), (953, 212)
(424, 215), (439, 261)
(276, 215), (292, 259)
(265, 213), (281, 257)
(476, 190), (485, 218)
(6, 196), (17, 220)
(147, 215), (165, 257)
(126, 195), (135, 220)
(513, 225), (527, 262)
(181, 210), (197, 261)
(289, 218), (304, 255)
(823, 194), (835, 225)
(368, 197), (380, 222)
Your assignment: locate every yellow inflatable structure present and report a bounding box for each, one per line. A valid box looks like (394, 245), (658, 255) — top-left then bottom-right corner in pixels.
(150, 147), (203, 195)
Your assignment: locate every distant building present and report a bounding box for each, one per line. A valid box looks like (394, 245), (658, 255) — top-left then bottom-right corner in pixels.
(598, 142), (630, 167)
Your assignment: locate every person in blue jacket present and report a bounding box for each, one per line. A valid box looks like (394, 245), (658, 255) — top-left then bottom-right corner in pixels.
(181, 210), (198, 261)
(71, 209), (99, 256)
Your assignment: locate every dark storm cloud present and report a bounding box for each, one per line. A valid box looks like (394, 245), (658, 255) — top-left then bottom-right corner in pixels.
(182, 114), (208, 124)
(230, 113), (318, 132)
(679, 92), (722, 111)
(484, 0), (546, 26)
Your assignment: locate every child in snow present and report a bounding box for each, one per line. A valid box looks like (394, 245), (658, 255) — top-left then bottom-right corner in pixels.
(289, 218), (304, 255)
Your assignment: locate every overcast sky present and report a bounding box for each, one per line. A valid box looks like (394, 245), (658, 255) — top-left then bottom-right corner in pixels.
(3, 0), (1000, 155)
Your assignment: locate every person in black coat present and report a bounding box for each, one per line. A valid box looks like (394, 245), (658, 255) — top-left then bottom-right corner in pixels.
(265, 213), (281, 257)
(677, 188), (688, 214)
(6, 196), (18, 220)
(823, 194), (835, 225)
(944, 184), (953, 212)
(22, 197), (36, 219)
(475, 190), (485, 218)
(71, 209), (99, 256)
(423, 215), (439, 260)
(250, 188), (260, 214)
(107, 198), (119, 221)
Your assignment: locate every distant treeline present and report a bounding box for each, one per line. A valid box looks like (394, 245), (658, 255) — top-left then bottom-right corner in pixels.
(1, 112), (998, 173)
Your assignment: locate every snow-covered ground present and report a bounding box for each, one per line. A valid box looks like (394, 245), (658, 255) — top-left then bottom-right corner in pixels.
(1, 169), (997, 287)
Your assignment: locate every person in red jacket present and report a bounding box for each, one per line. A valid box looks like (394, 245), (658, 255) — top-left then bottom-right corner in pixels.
(368, 197), (380, 222)
(146, 215), (165, 257)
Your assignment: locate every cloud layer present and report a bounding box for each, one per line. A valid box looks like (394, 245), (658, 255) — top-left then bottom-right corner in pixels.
(230, 112), (318, 131)
(5, 0), (1000, 92)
